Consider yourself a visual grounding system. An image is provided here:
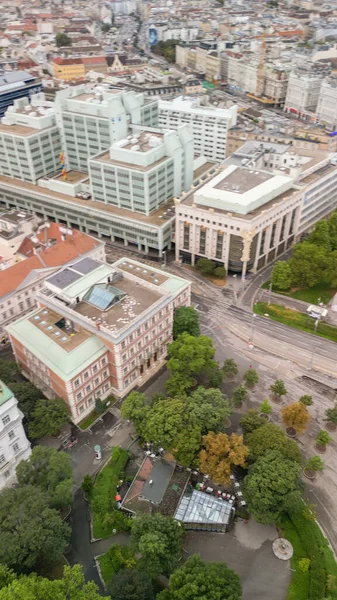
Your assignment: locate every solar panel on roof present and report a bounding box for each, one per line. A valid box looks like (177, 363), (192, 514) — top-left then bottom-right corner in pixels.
(72, 257), (100, 275)
(47, 268), (82, 289)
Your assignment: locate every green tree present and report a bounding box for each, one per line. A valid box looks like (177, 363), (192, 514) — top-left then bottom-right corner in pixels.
(232, 384), (248, 407)
(244, 450), (301, 524)
(222, 358), (238, 380)
(0, 360), (20, 384)
(271, 261), (292, 291)
(199, 432), (249, 484)
(173, 306), (200, 339)
(315, 429), (332, 448)
(10, 382), (42, 420)
(82, 474), (94, 497)
(28, 397), (69, 439)
(243, 368), (259, 388)
(166, 333), (218, 396)
(16, 446), (73, 510)
(328, 210), (337, 251)
(131, 514), (184, 578)
(326, 250), (337, 287)
(121, 391), (150, 437)
(0, 566), (15, 590)
(214, 266), (226, 279)
(298, 558), (311, 573)
(55, 32), (72, 47)
(289, 242), (328, 287)
(307, 219), (331, 252)
(101, 22), (111, 32)
(195, 257), (216, 276)
(0, 485), (70, 572)
(145, 397), (201, 465)
(245, 423), (302, 464)
(305, 456), (325, 471)
(108, 569), (154, 600)
(325, 404), (337, 425)
(157, 554), (242, 600)
(0, 565), (107, 599)
(187, 387), (232, 434)
(299, 394), (313, 406)
(240, 409), (266, 434)
(281, 402), (310, 434)
(260, 399), (272, 415)
(270, 379), (287, 400)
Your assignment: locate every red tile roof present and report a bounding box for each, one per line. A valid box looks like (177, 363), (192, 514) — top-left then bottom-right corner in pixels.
(1, 227), (101, 297)
(53, 57), (83, 66)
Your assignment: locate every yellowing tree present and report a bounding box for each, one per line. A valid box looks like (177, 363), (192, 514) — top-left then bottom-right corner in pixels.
(199, 432), (249, 484)
(281, 402), (310, 435)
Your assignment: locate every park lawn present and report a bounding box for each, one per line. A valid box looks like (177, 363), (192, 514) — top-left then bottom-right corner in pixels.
(261, 281), (335, 305)
(91, 447), (130, 539)
(278, 515), (309, 600)
(254, 302), (337, 343)
(97, 544), (136, 587)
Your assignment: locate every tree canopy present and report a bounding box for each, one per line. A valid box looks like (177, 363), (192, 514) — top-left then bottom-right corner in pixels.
(0, 360), (20, 385)
(157, 554), (242, 600)
(245, 423), (302, 464)
(289, 242), (328, 288)
(0, 485), (70, 572)
(121, 391), (150, 434)
(9, 382), (42, 421)
(173, 306), (200, 339)
(270, 379), (287, 398)
(28, 397), (69, 439)
(281, 402), (310, 434)
(240, 409), (266, 434)
(186, 387), (231, 435)
(131, 514), (183, 578)
(199, 432), (249, 484)
(244, 450), (301, 524)
(16, 446), (73, 510)
(222, 358), (238, 380)
(108, 569), (154, 600)
(0, 565), (107, 600)
(166, 333), (219, 396)
(271, 261), (292, 291)
(55, 32), (72, 47)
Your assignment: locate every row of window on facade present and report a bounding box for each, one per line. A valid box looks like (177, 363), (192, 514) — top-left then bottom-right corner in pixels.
(73, 356), (108, 389)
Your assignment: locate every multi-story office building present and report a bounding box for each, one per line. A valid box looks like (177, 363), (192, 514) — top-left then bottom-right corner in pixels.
(175, 46), (221, 82)
(0, 94), (62, 184)
(175, 141), (337, 275)
(0, 209), (40, 267)
(54, 85), (159, 172)
(0, 380), (31, 490)
(0, 222), (104, 335)
(0, 71), (42, 117)
(284, 63), (330, 115)
(7, 257), (191, 423)
(89, 126), (193, 215)
(52, 57), (86, 82)
(158, 97), (237, 162)
(316, 77), (337, 130)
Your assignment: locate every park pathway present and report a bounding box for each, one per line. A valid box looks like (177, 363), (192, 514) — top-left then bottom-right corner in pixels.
(66, 490), (130, 593)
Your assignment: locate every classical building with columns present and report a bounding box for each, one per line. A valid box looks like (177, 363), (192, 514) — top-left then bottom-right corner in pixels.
(175, 142), (337, 277)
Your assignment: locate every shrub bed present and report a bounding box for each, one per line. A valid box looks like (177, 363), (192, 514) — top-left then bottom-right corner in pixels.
(98, 544), (136, 587)
(91, 446), (130, 539)
(278, 514), (309, 600)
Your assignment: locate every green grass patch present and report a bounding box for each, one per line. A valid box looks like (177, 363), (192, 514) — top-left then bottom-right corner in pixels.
(254, 302), (337, 343)
(278, 514), (310, 600)
(261, 282), (335, 305)
(91, 447), (130, 539)
(98, 544), (136, 587)
(78, 398), (114, 430)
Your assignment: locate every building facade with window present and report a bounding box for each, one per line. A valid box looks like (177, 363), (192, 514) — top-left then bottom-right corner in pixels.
(158, 97), (237, 162)
(175, 142), (337, 275)
(0, 380), (31, 490)
(7, 257), (191, 423)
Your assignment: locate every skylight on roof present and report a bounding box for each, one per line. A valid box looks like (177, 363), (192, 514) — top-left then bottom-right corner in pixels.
(42, 310), (48, 315)
(54, 331), (61, 337)
(47, 326), (53, 330)
(41, 320), (46, 325)
(61, 337), (67, 342)
(34, 315), (40, 320)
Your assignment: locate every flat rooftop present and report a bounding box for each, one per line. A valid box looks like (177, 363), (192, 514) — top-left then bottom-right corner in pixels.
(118, 260), (169, 286)
(0, 175), (175, 228)
(28, 306), (91, 352)
(53, 170), (88, 184)
(96, 150), (168, 172)
(122, 131), (164, 153)
(215, 168), (273, 194)
(74, 275), (162, 332)
(0, 123), (44, 136)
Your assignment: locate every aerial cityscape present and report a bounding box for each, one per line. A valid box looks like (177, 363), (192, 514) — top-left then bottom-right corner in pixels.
(0, 0), (337, 598)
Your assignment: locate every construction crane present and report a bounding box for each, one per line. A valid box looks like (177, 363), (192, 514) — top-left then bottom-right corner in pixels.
(247, 28), (275, 104)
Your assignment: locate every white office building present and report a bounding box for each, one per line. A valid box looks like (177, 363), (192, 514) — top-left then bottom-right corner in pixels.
(0, 380), (31, 490)
(0, 93), (61, 184)
(175, 141), (337, 275)
(55, 85), (159, 172)
(158, 97), (237, 162)
(316, 77), (337, 130)
(285, 63), (330, 114)
(89, 126), (193, 216)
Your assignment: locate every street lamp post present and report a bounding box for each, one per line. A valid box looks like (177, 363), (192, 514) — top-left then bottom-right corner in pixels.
(163, 250), (166, 268)
(268, 281), (273, 306)
(233, 274), (237, 303)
